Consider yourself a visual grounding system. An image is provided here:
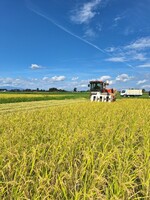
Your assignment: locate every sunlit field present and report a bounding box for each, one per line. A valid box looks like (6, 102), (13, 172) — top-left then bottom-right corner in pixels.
(0, 99), (150, 199)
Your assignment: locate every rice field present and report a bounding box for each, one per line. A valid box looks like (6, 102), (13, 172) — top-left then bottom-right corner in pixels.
(0, 99), (150, 199)
(0, 92), (89, 104)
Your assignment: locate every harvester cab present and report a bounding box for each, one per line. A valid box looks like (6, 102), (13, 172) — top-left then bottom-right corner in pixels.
(89, 80), (116, 102)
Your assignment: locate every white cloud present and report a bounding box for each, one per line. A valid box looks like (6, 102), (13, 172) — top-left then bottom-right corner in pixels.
(0, 78), (21, 85)
(42, 77), (49, 81)
(112, 16), (123, 27)
(0, 77), (35, 87)
(141, 85), (150, 89)
(106, 57), (126, 62)
(123, 50), (147, 61)
(0, 76), (66, 89)
(99, 75), (111, 81)
(108, 80), (116, 85)
(105, 37), (150, 63)
(90, 76), (115, 85)
(131, 53), (147, 61)
(70, 0), (101, 24)
(137, 63), (150, 68)
(125, 37), (150, 50)
(42, 76), (66, 82)
(31, 78), (38, 81)
(80, 84), (87, 88)
(99, 76), (115, 85)
(105, 46), (148, 63)
(77, 80), (89, 88)
(114, 16), (122, 22)
(96, 23), (102, 32)
(137, 80), (147, 85)
(116, 74), (133, 82)
(51, 76), (66, 81)
(30, 64), (42, 70)
(84, 28), (96, 38)
(72, 77), (79, 81)
(124, 27), (134, 36)
(105, 47), (117, 52)
(0, 77), (13, 85)
(2, 76), (149, 91)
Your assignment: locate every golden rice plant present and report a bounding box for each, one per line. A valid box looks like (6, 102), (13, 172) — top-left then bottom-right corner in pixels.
(0, 99), (150, 199)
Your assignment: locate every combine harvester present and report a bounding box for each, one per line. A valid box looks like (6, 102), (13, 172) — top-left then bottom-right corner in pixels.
(89, 80), (116, 102)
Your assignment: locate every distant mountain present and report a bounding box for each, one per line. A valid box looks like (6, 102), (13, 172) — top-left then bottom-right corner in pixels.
(0, 86), (23, 90)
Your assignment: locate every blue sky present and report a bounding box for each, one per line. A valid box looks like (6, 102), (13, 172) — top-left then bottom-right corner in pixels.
(0, 0), (150, 90)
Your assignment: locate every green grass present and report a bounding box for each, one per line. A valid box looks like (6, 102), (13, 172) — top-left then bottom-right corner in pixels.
(0, 92), (89, 104)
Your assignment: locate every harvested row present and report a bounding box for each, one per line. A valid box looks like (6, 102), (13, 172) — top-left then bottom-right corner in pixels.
(0, 99), (86, 114)
(0, 99), (150, 199)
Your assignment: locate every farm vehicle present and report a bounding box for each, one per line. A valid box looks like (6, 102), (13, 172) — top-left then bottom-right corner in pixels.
(88, 80), (116, 102)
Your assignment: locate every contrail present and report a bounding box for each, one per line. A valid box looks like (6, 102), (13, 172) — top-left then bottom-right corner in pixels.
(26, 0), (138, 73)
(26, 1), (105, 53)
